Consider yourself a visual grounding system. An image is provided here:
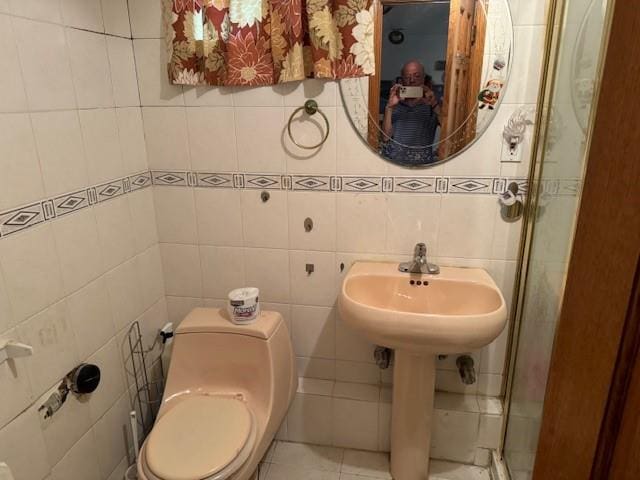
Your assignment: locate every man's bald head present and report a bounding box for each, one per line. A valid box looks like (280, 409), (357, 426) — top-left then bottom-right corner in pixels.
(401, 60), (425, 86)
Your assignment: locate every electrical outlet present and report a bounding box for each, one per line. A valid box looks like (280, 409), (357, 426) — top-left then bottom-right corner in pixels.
(501, 140), (522, 163)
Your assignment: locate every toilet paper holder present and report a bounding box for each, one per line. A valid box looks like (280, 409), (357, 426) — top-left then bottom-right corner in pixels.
(499, 182), (524, 221)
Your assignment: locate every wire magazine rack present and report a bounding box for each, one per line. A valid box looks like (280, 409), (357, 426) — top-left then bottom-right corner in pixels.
(127, 321), (166, 440)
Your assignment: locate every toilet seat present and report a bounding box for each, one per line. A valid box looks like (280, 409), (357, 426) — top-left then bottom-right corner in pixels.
(143, 395), (256, 480)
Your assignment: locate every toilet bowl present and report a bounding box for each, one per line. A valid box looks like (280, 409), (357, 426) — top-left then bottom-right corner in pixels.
(137, 308), (297, 480)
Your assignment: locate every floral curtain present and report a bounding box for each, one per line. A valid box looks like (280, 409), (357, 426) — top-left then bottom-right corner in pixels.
(165, 0), (375, 86)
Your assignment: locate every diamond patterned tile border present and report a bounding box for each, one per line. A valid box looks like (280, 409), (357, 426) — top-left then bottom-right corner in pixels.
(394, 177), (436, 193)
(342, 177), (382, 192)
(152, 171), (187, 186)
(292, 176), (331, 191)
(0, 202), (45, 237)
(0, 170), (151, 240)
(197, 173), (233, 188)
(449, 178), (492, 194)
(244, 174), (281, 189)
(0, 168), (538, 241)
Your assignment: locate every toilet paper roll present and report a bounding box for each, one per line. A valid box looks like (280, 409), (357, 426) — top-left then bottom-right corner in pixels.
(227, 287), (260, 324)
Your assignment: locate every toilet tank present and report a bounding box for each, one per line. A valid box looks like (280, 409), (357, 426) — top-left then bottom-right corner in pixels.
(159, 308), (297, 429)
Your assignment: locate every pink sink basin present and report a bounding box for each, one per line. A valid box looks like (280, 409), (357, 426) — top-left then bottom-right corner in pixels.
(338, 263), (508, 480)
(339, 261), (508, 355)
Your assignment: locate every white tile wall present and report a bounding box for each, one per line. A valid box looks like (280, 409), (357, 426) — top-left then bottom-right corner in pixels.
(187, 106), (238, 172)
(66, 278), (116, 360)
(108, 39), (140, 107)
(13, 18), (77, 111)
(66, 29), (114, 109)
(0, 406), (51, 480)
(52, 208), (104, 295)
(142, 107), (191, 169)
(194, 188), (244, 246)
(31, 110), (89, 197)
(0, 15), (28, 112)
(281, 380), (503, 459)
(0, 113), (44, 211)
(0, 224), (65, 323)
(0, 0), (549, 474)
(133, 39), (184, 106)
(101, 0), (130, 38)
(0, 4), (166, 480)
(60, 0), (104, 32)
(79, 108), (124, 184)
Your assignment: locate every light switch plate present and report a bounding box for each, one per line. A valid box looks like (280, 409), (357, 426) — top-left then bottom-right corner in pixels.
(500, 140), (522, 163)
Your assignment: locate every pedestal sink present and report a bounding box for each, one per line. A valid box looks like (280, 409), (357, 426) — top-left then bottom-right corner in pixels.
(338, 262), (507, 480)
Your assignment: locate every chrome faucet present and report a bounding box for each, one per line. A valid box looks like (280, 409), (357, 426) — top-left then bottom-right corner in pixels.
(398, 243), (440, 275)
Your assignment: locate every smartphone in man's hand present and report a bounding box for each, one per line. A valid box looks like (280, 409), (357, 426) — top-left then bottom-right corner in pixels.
(398, 86), (423, 99)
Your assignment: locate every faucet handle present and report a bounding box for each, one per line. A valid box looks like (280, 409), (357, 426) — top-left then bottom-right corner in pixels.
(414, 243), (427, 256)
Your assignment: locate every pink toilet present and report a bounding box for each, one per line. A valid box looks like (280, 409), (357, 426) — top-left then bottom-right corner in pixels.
(137, 308), (297, 480)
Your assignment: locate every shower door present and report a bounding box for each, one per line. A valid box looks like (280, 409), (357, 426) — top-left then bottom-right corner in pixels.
(500, 0), (612, 478)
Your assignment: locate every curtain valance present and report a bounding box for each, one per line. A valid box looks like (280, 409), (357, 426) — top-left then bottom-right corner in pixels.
(165, 0), (375, 86)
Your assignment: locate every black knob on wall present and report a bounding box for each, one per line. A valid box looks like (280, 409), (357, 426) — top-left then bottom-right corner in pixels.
(69, 363), (101, 394)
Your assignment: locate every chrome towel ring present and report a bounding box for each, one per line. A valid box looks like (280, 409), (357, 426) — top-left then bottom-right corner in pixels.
(287, 100), (330, 150)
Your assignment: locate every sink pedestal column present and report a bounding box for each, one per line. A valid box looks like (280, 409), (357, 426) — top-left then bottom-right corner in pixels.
(390, 351), (436, 480)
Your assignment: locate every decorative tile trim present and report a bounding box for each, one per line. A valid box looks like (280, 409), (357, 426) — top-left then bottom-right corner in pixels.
(394, 177), (436, 194)
(342, 176), (382, 192)
(448, 177), (493, 194)
(54, 189), (90, 216)
(0, 171), (151, 240)
(292, 176), (331, 191)
(0, 202), (45, 237)
(96, 180), (125, 203)
(196, 173), (233, 188)
(131, 172), (152, 190)
(436, 177), (449, 193)
(151, 171), (187, 186)
(244, 174), (282, 190)
(0, 167), (544, 242)
(151, 170), (530, 196)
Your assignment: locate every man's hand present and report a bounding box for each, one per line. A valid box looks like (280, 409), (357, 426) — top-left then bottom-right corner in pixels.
(387, 84), (401, 109)
(422, 86), (438, 108)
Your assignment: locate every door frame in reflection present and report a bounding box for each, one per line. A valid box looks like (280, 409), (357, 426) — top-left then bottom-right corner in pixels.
(367, 0), (487, 159)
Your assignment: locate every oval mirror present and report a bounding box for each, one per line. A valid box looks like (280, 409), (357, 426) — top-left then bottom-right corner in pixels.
(339, 0), (514, 167)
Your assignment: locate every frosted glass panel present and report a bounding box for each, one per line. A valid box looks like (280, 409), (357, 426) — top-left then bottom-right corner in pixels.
(503, 1), (610, 478)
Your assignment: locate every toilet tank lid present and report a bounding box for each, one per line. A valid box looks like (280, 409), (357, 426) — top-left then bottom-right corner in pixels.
(175, 308), (282, 339)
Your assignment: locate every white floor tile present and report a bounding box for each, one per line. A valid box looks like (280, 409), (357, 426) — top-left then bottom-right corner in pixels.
(270, 442), (491, 480)
(341, 450), (391, 479)
(429, 460), (491, 480)
(272, 442), (344, 472)
(266, 463), (341, 480)
(477, 397), (503, 415)
(341, 474), (381, 480)
(263, 441), (278, 463)
(258, 462), (271, 480)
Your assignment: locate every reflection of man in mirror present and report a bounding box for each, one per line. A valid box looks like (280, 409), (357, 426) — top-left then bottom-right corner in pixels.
(382, 60), (441, 164)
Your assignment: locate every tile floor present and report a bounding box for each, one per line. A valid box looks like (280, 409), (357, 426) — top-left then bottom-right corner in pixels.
(259, 441), (491, 480)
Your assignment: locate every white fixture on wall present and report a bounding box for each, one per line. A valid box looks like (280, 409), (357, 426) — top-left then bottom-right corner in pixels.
(502, 106), (535, 163)
(0, 339), (33, 365)
(0, 462), (15, 480)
